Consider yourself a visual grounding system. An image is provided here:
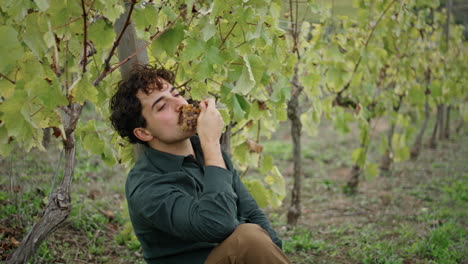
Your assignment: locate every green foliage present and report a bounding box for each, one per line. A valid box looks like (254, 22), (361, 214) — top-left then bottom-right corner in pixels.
(115, 201), (141, 252)
(283, 228), (328, 254)
(0, 0), (295, 209)
(441, 175), (468, 202)
(414, 220), (467, 263)
(242, 165), (286, 209)
(297, 0), (467, 180)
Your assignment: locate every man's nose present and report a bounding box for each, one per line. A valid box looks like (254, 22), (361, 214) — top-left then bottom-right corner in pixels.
(174, 98), (187, 112)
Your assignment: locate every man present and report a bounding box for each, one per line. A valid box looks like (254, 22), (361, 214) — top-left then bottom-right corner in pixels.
(110, 65), (291, 264)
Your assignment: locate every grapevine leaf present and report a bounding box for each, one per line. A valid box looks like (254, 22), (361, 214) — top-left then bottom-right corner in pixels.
(232, 95), (246, 121)
(202, 20), (216, 41)
(182, 38), (205, 60)
(0, 26), (24, 74)
(265, 166), (286, 197)
(71, 77), (98, 104)
(99, 1), (125, 22)
(0, 126), (14, 156)
(235, 95), (251, 116)
(232, 57), (255, 95)
(364, 162), (379, 180)
(233, 142), (249, 165)
(83, 134), (105, 155)
(259, 154), (273, 175)
(0, 91), (34, 144)
(351, 147), (366, 167)
(242, 179), (269, 208)
(88, 19), (116, 56)
(152, 23), (185, 56)
(33, 0), (49, 12)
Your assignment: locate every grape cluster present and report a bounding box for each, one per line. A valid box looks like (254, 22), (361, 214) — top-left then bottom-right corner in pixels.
(179, 103), (201, 132)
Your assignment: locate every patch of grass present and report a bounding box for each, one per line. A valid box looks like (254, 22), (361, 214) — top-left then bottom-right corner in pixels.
(283, 228), (329, 254)
(350, 240), (404, 264)
(115, 202), (141, 252)
(441, 175), (468, 202)
(0, 142), (140, 263)
(413, 220), (467, 264)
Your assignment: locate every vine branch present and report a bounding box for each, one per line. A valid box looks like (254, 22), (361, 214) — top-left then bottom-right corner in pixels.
(81, 0), (88, 74)
(92, 14), (182, 86)
(219, 22), (238, 49)
(51, 17), (82, 31)
(0, 73), (16, 84)
(103, 0), (137, 71)
(232, 120), (253, 137)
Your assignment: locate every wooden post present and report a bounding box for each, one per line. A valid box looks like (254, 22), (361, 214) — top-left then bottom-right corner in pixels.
(114, 3), (149, 159)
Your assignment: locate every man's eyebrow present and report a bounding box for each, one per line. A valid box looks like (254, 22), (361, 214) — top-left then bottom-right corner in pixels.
(150, 86), (177, 109)
(151, 96), (165, 110)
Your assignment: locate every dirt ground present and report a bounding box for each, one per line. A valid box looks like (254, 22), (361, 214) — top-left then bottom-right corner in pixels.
(270, 120), (467, 263)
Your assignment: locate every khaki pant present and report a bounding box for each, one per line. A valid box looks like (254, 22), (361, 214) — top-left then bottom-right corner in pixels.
(205, 224), (292, 264)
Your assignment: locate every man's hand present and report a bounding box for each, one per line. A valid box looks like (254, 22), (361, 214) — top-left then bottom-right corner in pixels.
(197, 98), (226, 168)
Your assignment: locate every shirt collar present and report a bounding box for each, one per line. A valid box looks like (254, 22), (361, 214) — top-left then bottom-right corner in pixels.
(143, 136), (203, 173)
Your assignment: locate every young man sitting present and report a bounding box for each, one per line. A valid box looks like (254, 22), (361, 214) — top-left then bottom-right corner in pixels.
(109, 65), (292, 264)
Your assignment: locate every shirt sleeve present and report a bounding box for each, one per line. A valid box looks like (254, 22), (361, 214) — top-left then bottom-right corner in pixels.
(128, 167), (239, 243)
(222, 152), (284, 249)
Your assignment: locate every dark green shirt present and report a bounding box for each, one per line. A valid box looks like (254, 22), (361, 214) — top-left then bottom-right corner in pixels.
(126, 136), (282, 264)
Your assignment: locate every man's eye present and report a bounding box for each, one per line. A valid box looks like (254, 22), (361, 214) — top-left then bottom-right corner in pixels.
(158, 104), (166, 111)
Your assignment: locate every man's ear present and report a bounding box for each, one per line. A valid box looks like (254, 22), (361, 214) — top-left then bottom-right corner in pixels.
(133, 127), (153, 142)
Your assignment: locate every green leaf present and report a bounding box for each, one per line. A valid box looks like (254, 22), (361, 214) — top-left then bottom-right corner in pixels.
(242, 179), (269, 208)
(326, 66), (345, 92)
(408, 86), (425, 106)
(0, 90), (34, 145)
(72, 78), (98, 104)
(364, 162), (379, 180)
(394, 146), (410, 162)
(83, 134), (105, 155)
(0, 79), (15, 98)
(206, 46), (225, 65)
(191, 57), (212, 82)
(182, 38), (205, 60)
(265, 166), (286, 197)
(100, 1), (125, 22)
(351, 147), (366, 167)
(0, 26), (24, 73)
(162, 5), (177, 20)
(429, 80), (442, 98)
(233, 142), (249, 165)
(259, 154), (273, 175)
(235, 95), (251, 116)
(275, 103), (287, 122)
(232, 57), (256, 95)
(33, 0), (49, 12)
(232, 95), (246, 121)
(88, 19), (116, 55)
(152, 23), (185, 56)
(0, 126), (14, 156)
(201, 18), (216, 41)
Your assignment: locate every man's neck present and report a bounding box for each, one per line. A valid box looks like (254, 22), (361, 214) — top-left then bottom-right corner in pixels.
(148, 138), (195, 157)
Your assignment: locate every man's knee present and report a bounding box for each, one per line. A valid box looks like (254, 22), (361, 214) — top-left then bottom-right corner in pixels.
(206, 224), (291, 264)
(232, 224), (272, 246)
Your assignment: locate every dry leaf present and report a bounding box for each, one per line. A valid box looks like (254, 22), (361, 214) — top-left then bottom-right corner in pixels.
(98, 209), (115, 220)
(9, 236), (20, 247)
(246, 139), (263, 153)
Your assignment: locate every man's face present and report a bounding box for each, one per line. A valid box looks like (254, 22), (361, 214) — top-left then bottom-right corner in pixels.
(135, 79), (194, 145)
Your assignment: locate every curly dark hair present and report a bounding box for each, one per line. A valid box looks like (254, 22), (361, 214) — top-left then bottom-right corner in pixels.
(110, 65), (175, 144)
